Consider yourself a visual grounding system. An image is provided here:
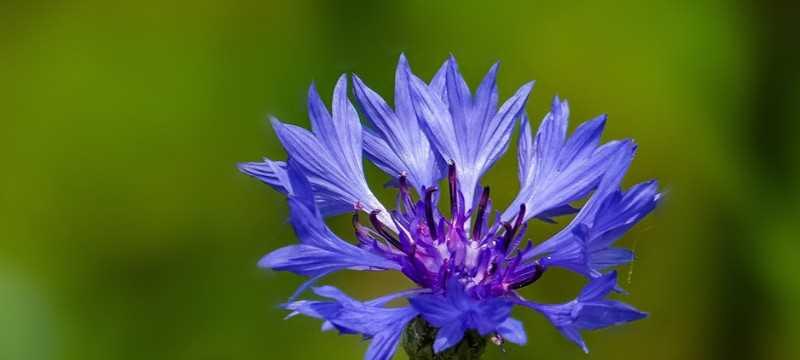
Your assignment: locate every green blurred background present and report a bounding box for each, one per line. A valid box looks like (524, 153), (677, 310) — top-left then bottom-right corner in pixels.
(1, 0), (798, 359)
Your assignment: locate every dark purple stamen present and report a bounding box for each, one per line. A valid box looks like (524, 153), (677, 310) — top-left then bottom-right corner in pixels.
(369, 210), (401, 249)
(424, 187), (438, 240)
(509, 263), (545, 289)
(399, 173), (409, 191)
(500, 222), (514, 249)
(504, 223), (528, 257)
(351, 211), (361, 232)
(447, 162), (459, 216)
(500, 204), (526, 253)
(351, 210), (372, 247)
(397, 174), (414, 211)
(437, 258), (451, 288)
(471, 186), (491, 241)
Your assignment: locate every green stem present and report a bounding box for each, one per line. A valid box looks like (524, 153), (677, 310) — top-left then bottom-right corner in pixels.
(402, 317), (487, 360)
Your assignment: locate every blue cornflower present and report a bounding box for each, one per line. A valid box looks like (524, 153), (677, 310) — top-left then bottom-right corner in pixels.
(240, 54), (661, 359)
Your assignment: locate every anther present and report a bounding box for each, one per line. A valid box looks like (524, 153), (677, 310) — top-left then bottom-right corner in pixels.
(501, 204), (526, 253)
(351, 211), (361, 232)
(509, 263), (545, 289)
(424, 187), (439, 240)
(471, 186), (491, 241)
(398, 173), (410, 194)
(369, 210), (401, 249)
(447, 162), (459, 216)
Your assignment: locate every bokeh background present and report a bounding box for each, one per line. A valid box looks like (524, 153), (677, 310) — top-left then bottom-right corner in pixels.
(2, 0), (799, 359)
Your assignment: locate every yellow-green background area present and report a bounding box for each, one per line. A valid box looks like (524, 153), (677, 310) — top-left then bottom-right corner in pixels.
(2, 1), (798, 359)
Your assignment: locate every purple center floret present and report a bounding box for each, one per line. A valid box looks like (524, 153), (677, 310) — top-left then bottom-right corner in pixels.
(355, 163), (545, 298)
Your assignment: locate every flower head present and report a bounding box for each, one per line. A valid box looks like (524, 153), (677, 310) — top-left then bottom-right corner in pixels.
(240, 55), (661, 359)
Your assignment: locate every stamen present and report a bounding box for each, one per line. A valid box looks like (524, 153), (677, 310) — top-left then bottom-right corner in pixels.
(397, 173), (414, 212)
(447, 162), (459, 216)
(498, 222), (513, 252)
(509, 263), (545, 289)
(351, 210), (361, 232)
(398, 172), (409, 191)
(471, 186), (491, 241)
(501, 204), (526, 253)
(437, 258), (451, 286)
(505, 223), (528, 256)
(398, 229), (417, 254)
(439, 258), (452, 290)
(351, 210), (373, 247)
(424, 187), (439, 240)
(369, 210), (401, 249)
(502, 251), (523, 279)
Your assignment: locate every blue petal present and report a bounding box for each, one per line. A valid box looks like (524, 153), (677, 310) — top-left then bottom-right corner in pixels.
(258, 244), (397, 276)
(361, 130), (407, 179)
(394, 54), (419, 124)
(533, 147), (660, 277)
(352, 55), (445, 193)
(433, 322), (466, 353)
(496, 318), (527, 345)
(408, 71), (461, 172)
(472, 62), (500, 133)
(506, 97), (619, 222)
(577, 271), (617, 301)
(474, 297), (515, 335)
(408, 56), (534, 208)
(285, 287), (418, 360)
(475, 80), (535, 189)
(269, 75), (384, 217)
(572, 301), (647, 330)
(259, 161), (399, 279)
(428, 59), (448, 97)
(591, 180), (661, 248)
(539, 224), (635, 278)
(443, 57), (474, 161)
(309, 77), (363, 177)
(237, 159), (290, 193)
(365, 326), (407, 360)
(529, 140), (638, 257)
(407, 293), (460, 326)
(590, 248), (635, 270)
(517, 98), (568, 189)
(238, 156), (360, 216)
(520, 272), (646, 353)
(516, 113), (535, 186)
(558, 326), (588, 353)
(366, 288), (426, 307)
